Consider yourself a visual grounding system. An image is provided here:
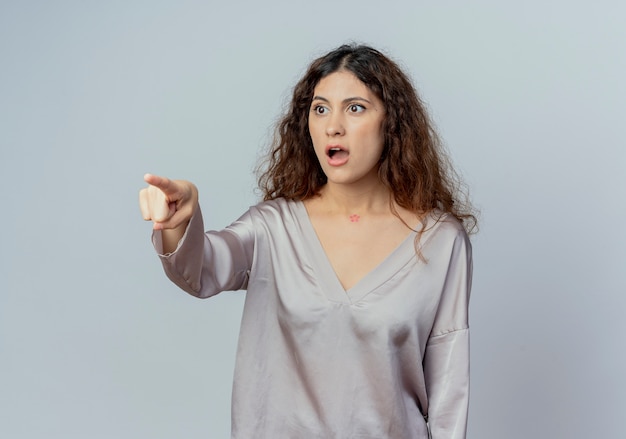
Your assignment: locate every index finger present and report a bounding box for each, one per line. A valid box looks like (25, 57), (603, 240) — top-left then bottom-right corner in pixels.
(143, 173), (179, 196)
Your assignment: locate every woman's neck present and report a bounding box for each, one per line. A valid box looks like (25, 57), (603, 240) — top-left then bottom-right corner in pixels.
(317, 181), (392, 216)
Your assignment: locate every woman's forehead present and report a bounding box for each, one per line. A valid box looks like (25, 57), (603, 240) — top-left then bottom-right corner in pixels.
(313, 70), (376, 100)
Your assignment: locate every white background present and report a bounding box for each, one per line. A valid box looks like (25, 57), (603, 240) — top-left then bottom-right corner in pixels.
(1, 1), (625, 438)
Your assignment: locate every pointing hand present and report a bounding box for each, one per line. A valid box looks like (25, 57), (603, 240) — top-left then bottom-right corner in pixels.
(139, 174), (198, 230)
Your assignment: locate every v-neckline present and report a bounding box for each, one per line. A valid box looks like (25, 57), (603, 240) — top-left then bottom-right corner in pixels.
(292, 200), (420, 304)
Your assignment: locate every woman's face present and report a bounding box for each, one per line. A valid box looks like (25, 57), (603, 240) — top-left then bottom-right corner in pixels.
(308, 70), (385, 187)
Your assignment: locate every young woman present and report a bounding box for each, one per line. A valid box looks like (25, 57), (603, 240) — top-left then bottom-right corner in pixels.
(140, 44), (476, 439)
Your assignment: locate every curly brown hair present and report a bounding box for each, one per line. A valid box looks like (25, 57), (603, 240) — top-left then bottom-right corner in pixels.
(258, 44), (477, 234)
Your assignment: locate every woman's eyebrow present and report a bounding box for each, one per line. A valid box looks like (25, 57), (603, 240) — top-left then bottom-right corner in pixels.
(311, 96), (372, 104)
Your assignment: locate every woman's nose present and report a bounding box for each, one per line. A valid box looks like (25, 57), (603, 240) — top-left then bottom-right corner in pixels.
(325, 113), (345, 136)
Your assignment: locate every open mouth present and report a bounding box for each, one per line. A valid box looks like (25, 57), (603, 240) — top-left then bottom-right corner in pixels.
(327, 147), (348, 159)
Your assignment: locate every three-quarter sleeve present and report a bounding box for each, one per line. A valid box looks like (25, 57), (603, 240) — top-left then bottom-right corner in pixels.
(423, 228), (473, 439)
(152, 205), (255, 298)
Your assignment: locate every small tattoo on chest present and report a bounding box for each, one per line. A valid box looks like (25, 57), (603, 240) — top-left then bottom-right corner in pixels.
(349, 214), (360, 222)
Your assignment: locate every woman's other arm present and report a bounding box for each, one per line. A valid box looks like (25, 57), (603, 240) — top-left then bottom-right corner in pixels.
(423, 228), (473, 439)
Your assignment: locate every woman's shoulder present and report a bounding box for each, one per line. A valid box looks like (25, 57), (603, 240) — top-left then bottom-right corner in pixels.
(422, 210), (471, 248)
(246, 197), (302, 223)
(250, 197), (298, 212)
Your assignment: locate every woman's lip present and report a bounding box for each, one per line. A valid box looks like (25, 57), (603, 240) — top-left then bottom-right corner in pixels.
(327, 154), (349, 166)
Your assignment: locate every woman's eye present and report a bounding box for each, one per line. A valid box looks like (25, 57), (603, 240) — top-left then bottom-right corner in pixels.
(348, 104), (365, 113)
(313, 105), (327, 115)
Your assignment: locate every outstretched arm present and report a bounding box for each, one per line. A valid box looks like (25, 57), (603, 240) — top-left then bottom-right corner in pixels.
(139, 173), (198, 254)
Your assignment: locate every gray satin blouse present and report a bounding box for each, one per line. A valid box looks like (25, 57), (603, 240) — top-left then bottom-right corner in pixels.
(154, 198), (472, 439)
